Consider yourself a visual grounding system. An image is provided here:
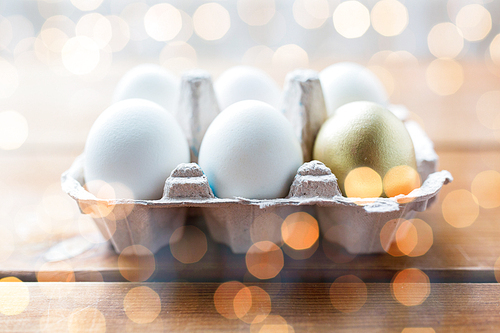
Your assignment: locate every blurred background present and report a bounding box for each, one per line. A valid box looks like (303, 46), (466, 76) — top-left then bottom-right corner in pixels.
(0, 0), (499, 284)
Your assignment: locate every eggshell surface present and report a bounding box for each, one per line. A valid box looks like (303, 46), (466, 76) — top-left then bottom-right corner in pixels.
(198, 100), (303, 199)
(319, 62), (388, 116)
(113, 64), (179, 112)
(84, 99), (190, 200)
(214, 66), (281, 110)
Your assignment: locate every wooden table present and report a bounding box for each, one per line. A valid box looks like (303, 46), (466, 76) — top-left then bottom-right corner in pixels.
(1, 59), (500, 331)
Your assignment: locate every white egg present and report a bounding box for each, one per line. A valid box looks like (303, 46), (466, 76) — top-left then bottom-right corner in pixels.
(84, 99), (190, 200)
(198, 100), (303, 199)
(214, 66), (281, 111)
(319, 62), (388, 117)
(113, 64), (180, 112)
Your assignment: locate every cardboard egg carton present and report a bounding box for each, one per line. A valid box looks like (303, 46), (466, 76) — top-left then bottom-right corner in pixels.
(61, 69), (452, 255)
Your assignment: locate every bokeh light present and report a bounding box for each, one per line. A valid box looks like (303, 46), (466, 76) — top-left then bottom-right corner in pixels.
(118, 245), (156, 282)
(37, 261), (75, 299)
(0, 110), (28, 150)
(39, 308), (71, 333)
(169, 225), (207, 264)
(425, 58), (463, 96)
(367, 65), (395, 97)
(124, 286), (161, 324)
(242, 45), (274, 68)
(323, 223), (362, 256)
(0, 16), (13, 50)
(329, 275), (367, 313)
(322, 238), (357, 264)
(68, 308), (106, 333)
(159, 41), (197, 75)
(193, 3), (230, 41)
(471, 170), (500, 209)
(238, 0), (275, 26)
(214, 281), (246, 320)
(246, 241), (284, 280)
(333, 1), (370, 39)
(235, 286), (271, 324)
(0, 277), (29, 316)
(489, 34), (500, 67)
(476, 91), (500, 130)
(370, 0), (408, 37)
(0, 58), (19, 99)
(70, 0), (104, 12)
(283, 239), (319, 260)
(106, 15), (130, 52)
(442, 189), (479, 228)
(380, 219), (405, 257)
(427, 22), (464, 59)
(293, 0), (330, 30)
(144, 4), (182, 42)
(344, 167), (383, 198)
(61, 36), (100, 75)
(396, 219), (433, 257)
(250, 213), (283, 245)
(455, 4), (491, 42)
(75, 13), (112, 49)
(248, 12), (286, 46)
(272, 44), (308, 76)
(383, 165), (421, 198)
(391, 268), (430, 306)
(249, 314), (290, 333)
(120, 2), (149, 41)
(281, 212), (319, 250)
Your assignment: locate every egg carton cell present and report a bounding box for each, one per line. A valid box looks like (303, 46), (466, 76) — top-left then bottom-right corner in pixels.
(61, 69), (452, 255)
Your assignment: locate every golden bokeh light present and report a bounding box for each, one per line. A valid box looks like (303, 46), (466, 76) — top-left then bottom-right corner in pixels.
(249, 314), (290, 333)
(283, 239), (319, 260)
(214, 281), (246, 320)
(81, 180), (135, 220)
(391, 268), (430, 306)
(442, 189), (479, 228)
(380, 219), (405, 257)
(333, 1), (370, 39)
(39, 308), (70, 333)
(0, 58), (19, 99)
(70, 0), (104, 12)
(370, 0), (408, 37)
(106, 15), (130, 52)
(329, 275), (367, 313)
(281, 212), (319, 250)
(75, 13), (112, 49)
(383, 165), (421, 198)
(0, 277), (30, 316)
(144, 3), (182, 42)
(246, 241), (284, 280)
(272, 44), (309, 75)
(193, 3), (231, 41)
(250, 213), (283, 245)
(471, 170), (500, 209)
(169, 225), (207, 264)
(0, 110), (28, 150)
(344, 167), (383, 198)
(125, 318), (164, 333)
(425, 58), (463, 96)
(293, 0), (329, 30)
(398, 219), (433, 257)
(367, 65), (395, 97)
(61, 36), (100, 75)
(118, 245), (156, 282)
(455, 4), (491, 42)
(427, 22), (464, 59)
(476, 91), (500, 130)
(37, 261), (75, 299)
(238, 0), (275, 26)
(236, 286), (271, 324)
(124, 286), (161, 324)
(401, 328), (436, 333)
(68, 308), (106, 333)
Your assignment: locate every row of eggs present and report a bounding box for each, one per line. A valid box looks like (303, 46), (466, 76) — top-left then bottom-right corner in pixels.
(84, 63), (415, 201)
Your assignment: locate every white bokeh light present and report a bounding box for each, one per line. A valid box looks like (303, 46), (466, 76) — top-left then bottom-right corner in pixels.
(144, 3), (182, 42)
(61, 36), (100, 75)
(0, 110), (29, 150)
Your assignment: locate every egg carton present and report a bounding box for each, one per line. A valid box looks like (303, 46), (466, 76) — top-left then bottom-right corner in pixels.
(61, 69), (452, 255)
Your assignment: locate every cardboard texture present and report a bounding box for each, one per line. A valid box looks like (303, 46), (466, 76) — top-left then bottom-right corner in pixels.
(61, 69), (452, 255)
